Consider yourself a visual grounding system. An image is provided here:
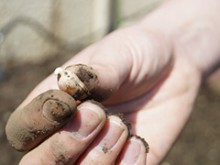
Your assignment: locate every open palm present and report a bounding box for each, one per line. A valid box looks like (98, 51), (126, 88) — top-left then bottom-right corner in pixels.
(9, 23), (202, 164)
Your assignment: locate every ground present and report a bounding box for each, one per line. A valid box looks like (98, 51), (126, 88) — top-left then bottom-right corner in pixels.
(0, 54), (219, 165)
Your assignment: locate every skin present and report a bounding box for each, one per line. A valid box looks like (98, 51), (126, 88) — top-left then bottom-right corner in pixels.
(5, 90), (77, 151)
(6, 0), (220, 164)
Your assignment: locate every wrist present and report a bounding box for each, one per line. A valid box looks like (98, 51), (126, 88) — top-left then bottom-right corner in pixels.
(173, 19), (220, 79)
(140, 0), (220, 79)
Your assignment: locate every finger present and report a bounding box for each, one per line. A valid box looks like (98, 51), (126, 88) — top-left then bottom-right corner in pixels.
(63, 26), (173, 103)
(76, 115), (129, 165)
(19, 101), (106, 165)
(5, 90), (76, 151)
(25, 25), (172, 105)
(116, 136), (149, 165)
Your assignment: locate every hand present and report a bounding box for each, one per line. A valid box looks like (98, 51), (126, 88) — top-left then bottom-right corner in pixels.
(6, 0), (220, 164)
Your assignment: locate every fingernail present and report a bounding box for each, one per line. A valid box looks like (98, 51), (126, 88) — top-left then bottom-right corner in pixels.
(67, 102), (106, 138)
(122, 139), (141, 164)
(42, 99), (74, 122)
(121, 136), (149, 164)
(98, 116), (127, 153)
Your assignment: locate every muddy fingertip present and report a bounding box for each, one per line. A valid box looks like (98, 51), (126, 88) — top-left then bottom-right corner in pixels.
(5, 90), (77, 151)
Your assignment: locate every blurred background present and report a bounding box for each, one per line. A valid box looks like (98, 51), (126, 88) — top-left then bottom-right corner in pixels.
(0, 0), (219, 164)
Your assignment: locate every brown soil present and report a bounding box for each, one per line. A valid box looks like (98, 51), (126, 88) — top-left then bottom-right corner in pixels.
(0, 54), (219, 165)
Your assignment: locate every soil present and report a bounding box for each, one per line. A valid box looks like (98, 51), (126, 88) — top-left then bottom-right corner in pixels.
(0, 54), (219, 165)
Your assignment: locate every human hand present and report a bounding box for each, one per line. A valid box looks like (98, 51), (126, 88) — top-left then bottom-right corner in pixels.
(6, 0), (220, 164)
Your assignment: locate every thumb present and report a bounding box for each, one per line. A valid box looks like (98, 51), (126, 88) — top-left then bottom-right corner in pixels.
(64, 25), (173, 104)
(6, 90), (76, 151)
(25, 25), (173, 104)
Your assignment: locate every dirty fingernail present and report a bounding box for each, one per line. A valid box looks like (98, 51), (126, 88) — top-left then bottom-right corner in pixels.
(98, 116), (127, 153)
(121, 136), (149, 164)
(122, 139), (141, 164)
(41, 90), (76, 123)
(42, 99), (74, 122)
